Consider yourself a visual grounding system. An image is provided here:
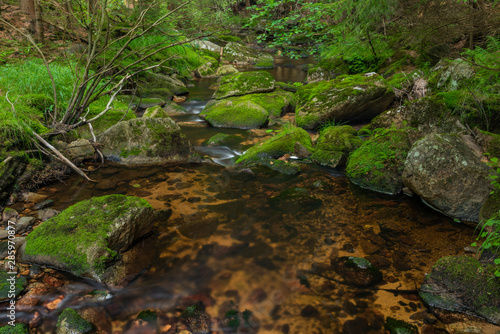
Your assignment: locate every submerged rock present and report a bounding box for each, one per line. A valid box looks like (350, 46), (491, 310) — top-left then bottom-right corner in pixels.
(100, 118), (194, 165)
(296, 74), (395, 130)
(419, 256), (500, 324)
(23, 195), (158, 286)
(311, 125), (362, 168)
(402, 134), (491, 222)
(56, 308), (94, 334)
(332, 256), (383, 287)
(236, 126), (313, 164)
(214, 71), (275, 99)
(346, 128), (411, 195)
(384, 317), (418, 334)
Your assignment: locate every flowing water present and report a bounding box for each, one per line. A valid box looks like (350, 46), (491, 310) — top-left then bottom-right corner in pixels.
(9, 58), (495, 333)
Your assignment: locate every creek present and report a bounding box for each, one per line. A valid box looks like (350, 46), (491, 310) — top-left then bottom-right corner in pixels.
(17, 57), (481, 333)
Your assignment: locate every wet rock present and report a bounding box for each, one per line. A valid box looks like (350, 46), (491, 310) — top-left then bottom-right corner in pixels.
(95, 178), (118, 191)
(23, 195), (158, 286)
(332, 256), (383, 287)
(215, 65), (239, 76)
(0, 155), (28, 205)
(56, 308), (95, 334)
(33, 199), (54, 210)
(0, 269), (27, 301)
(222, 42), (273, 65)
(347, 128), (411, 195)
(79, 307), (112, 333)
(419, 256), (500, 324)
(16, 216), (36, 234)
(296, 73), (395, 130)
(37, 208), (59, 221)
(259, 160), (301, 176)
(1, 207), (19, 223)
(311, 125), (362, 168)
(384, 317), (418, 334)
(181, 302), (211, 334)
(143, 105), (171, 118)
(23, 192), (47, 203)
(17, 282), (49, 311)
(213, 71), (275, 99)
(66, 139), (95, 160)
(0, 237), (25, 260)
(100, 118), (194, 165)
(402, 134), (492, 222)
(342, 317), (369, 334)
(178, 213), (218, 239)
(371, 96), (467, 141)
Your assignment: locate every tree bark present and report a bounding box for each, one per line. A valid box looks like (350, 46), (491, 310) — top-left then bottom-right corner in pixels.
(21, 0), (36, 36)
(35, 1), (44, 43)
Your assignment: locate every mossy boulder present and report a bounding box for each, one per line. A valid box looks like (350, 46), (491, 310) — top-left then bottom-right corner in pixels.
(215, 65), (239, 76)
(222, 42), (273, 64)
(419, 256), (500, 324)
(194, 61), (218, 78)
(0, 324), (29, 334)
(99, 118), (194, 165)
(346, 128), (411, 195)
(214, 71), (275, 99)
(56, 308), (94, 334)
(429, 59), (475, 92)
(0, 269), (27, 301)
(402, 134), (492, 222)
(143, 105), (171, 119)
(18, 94), (54, 114)
(138, 73), (188, 98)
(370, 96), (467, 141)
(296, 74), (395, 130)
(164, 102), (188, 115)
(311, 125), (362, 168)
(200, 100), (269, 129)
(23, 195), (156, 285)
(306, 57), (348, 83)
(236, 126), (313, 164)
(0, 155), (28, 205)
(332, 256), (383, 287)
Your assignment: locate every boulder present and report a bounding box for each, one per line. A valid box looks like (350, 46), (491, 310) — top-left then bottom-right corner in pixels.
(222, 42), (273, 64)
(402, 133), (492, 222)
(200, 99), (269, 129)
(143, 105), (171, 119)
(191, 39), (222, 53)
(23, 195), (157, 285)
(56, 308), (94, 334)
(370, 96), (467, 141)
(419, 256), (500, 324)
(99, 118), (194, 165)
(311, 125), (362, 168)
(138, 73), (188, 98)
(236, 126), (312, 164)
(194, 61), (218, 78)
(215, 65), (239, 76)
(346, 129), (411, 195)
(296, 74), (395, 130)
(66, 139), (95, 160)
(429, 59), (475, 92)
(306, 57), (348, 83)
(214, 71), (275, 99)
(0, 155), (28, 205)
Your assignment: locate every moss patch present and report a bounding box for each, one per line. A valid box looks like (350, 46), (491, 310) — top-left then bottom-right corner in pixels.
(200, 100), (269, 129)
(143, 106), (171, 119)
(0, 324), (29, 334)
(24, 195), (152, 277)
(346, 128), (410, 195)
(0, 270), (27, 301)
(56, 308), (94, 334)
(384, 317), (418, 334)
(214, 71), (275, 99)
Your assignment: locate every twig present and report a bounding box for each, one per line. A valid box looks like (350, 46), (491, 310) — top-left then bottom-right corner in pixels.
(5, 91), (16, 116)
(32, 131), (96, 182)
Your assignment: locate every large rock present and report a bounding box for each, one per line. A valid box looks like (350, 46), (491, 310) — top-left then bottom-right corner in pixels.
(419, 256), (500, 324)
(370, 96), (467, 141)
(346, 129), (411, 195)
(191, 39), (222, 53)
(138, 73), (188, 98)
(66, 139), (95, 160)
(215, 65), (239, 76)
(306, 57), (348, 83)
(222, 42), (273, 64)
(296, 74), (395, 130)
(214, 71), (275, 99)
(194, 60), (218, 78)
(200, 90), (296, 129)
(99, 118), (194, 165)
(23, 195), (157, 285)
(311, 125), (362, 168)
(429, 59), (475, 92)
(402, 133), (492, 222)
(56, 308), (94, 334)
(200, 99), (269, 129)
(236, 126), (312, 164)
(0, 155), (27, 205)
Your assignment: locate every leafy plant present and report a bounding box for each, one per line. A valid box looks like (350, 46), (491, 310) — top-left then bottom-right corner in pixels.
(472, 216), (500, 277)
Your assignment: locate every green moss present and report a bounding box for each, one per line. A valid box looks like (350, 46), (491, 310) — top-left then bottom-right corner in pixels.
(311, 125), (362, 168)
(201, 99), (268, 129)
(17, 94), (54, 113)
(214, 71), (275, 99)
(217, 35), (242, 43)
(0, 270), (27, 301)
(237, 126), (312, 164)
(311, 150), (343, 168)
(24, 195), (151, 276)
(143, 106), (171, 119)
(346, 128), (410, 194)
(137, 310), (158, 325)
(206, 133), (242, 146)
(260, 159), (301, 175)
(384, 317), (418, 334)
(254, 59), (274, 69)
(0, 324), (29, 334)
(56, 308), (94, 334)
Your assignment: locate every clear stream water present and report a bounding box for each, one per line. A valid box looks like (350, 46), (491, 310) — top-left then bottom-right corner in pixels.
(9, 57), (495, 333)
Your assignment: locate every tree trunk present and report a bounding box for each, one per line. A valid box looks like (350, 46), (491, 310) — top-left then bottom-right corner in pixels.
(35, 1), (44, 43)
(21, 0), (36, 36)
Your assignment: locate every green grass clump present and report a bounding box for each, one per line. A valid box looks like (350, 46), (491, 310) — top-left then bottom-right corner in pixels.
(0, 324), (29, 334)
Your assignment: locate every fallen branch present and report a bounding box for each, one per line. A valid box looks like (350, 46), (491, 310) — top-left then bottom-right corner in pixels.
(32, 131), (96, 182)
